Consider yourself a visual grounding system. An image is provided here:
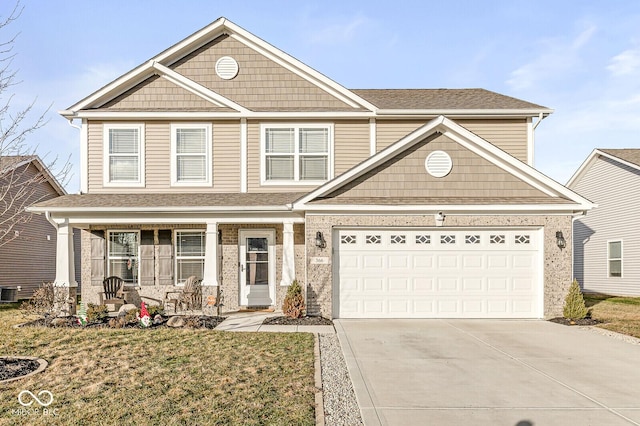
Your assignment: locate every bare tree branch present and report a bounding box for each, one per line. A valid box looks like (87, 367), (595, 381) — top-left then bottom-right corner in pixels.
(0, 1), (71, 247)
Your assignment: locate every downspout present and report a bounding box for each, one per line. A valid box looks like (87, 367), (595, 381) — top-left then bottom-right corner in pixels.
(45, 211), (58, 231)
(67, 118), (81, 131)
(528, 113), (547, 166)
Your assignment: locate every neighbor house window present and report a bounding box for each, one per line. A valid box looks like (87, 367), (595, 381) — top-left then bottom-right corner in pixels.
(108, 231), (140, 285)
(171, 123), (212, 186)
(262, 124), (332, 183)
(175, 230), (206, 285)
(103, 124), (144, 186)
(608, 241), (622, 277)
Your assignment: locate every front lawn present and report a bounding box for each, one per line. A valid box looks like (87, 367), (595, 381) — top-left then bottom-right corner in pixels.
(585, 294), (640, 339)
(0, 307), (316, 425)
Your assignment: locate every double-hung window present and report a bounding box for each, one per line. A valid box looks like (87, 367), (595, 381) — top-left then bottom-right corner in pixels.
(175, 230), (206, 285)
(171, 123), (212, 186)
(108, 231), (140, 285)
(262, 124), (332, 184)
(608, 240), (622, 277)
(103, 124), (144, 186)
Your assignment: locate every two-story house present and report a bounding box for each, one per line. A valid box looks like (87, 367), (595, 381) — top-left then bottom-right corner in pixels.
(30, 18), (593, 319)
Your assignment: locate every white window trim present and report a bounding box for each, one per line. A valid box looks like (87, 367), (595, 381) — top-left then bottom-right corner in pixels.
(607, 239), (623, 278)
(174, 229), (206, 286)
(103, 123), (145, 187)
(107, 230), (141, 286)
(260, 123), (334, 186)
(170, 123), (212, 187)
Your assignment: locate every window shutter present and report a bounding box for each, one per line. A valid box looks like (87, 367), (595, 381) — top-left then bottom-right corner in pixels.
(157, 230), (173, 286)
(90, 230), (105, 286)
(139, 230), (155, 286)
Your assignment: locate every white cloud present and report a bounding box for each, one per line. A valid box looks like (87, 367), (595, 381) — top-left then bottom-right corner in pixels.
(506, 25), (597, 91)
(607, 47), (640, 76)
(309, 15), (371, 44)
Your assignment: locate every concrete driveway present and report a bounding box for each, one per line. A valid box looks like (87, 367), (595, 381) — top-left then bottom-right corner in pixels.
(335, 319), (640, 426)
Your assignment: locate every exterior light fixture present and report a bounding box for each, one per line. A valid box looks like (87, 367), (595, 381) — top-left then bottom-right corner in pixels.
(556, 231), (566, 249)
(315, 231), (326, 249)
(435, 211), (445, 227)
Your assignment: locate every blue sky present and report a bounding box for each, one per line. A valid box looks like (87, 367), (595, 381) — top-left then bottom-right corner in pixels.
(4, 0), (640, 192)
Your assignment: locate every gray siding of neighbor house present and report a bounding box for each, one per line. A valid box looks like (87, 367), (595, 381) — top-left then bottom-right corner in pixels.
(572, 156), (640, 296)
(0, 162), (81, 299)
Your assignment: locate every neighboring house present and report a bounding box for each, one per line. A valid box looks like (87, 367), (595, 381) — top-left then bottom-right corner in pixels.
(568, 149), (640, 296)
(29, 18), (593, 319)
(0, 156), (80, 300)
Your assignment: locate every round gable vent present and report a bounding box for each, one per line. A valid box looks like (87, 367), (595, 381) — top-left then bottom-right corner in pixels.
(215, 56), (239, 80)
(425, 150), (453, 178)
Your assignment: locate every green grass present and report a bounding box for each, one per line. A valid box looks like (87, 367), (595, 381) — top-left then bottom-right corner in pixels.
(584, 294), (640, 339)
(0, 308), (316, 425)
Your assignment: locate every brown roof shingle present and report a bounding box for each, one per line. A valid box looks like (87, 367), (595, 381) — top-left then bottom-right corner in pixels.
(32, 192), (308, 210)
(351, 88), (549, 111)
(599, 149), (640, 168)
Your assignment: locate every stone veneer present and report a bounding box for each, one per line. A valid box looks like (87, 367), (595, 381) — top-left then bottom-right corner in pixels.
(305, 214), (573, 319)
(80, 224), (306, 313)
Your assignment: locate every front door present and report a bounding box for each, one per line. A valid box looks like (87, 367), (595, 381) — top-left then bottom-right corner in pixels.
(239, 229), (275, 307)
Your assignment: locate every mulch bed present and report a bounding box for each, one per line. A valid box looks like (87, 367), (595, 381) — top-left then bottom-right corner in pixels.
(262, 316), (333, 326)
(549, 317), (603, 326)
(0, 358), (41, 381)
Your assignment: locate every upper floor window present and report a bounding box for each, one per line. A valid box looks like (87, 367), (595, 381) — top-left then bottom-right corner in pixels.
(608, 240), (622, 278)
(261, 124), (333, 185)
(171, 123), (212, 186)
(103, 123), (145, 187)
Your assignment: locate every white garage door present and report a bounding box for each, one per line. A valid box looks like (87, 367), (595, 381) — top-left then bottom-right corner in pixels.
(334, 228), (542, 319)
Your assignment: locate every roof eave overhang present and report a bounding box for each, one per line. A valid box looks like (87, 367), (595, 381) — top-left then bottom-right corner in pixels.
(375, 108), (554, 118)
(27, 205), (293, 214)
(300, 203), (592, 215)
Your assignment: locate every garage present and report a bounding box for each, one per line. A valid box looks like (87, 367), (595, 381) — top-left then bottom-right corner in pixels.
(333, 228), (543, 319)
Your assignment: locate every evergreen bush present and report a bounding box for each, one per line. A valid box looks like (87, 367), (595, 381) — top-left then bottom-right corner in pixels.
(563, 279), (588, 320)
(282, 280), (305, 319)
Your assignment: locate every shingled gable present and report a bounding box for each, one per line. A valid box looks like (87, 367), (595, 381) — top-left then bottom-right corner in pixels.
(293, 116), (593, 212)
(60, 17), (376, 118)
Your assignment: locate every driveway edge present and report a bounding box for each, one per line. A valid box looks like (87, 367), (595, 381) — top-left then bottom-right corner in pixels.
(314, 333), (325, 426)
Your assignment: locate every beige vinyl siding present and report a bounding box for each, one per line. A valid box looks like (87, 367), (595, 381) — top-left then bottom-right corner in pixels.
(247, 120), (325, 193)
(376, 119), (529, 162)
(213, 121), (240, 191)
(88, 120), (242, 193)
(172, 35), (358, 111)
(334, 120), (370, 175)
(328, 134), (547, 199)
(572, 157), (640, 296)
(146, 121), (171, 189)
(458, 119), (528, 163)
(87, 121), (104, 192)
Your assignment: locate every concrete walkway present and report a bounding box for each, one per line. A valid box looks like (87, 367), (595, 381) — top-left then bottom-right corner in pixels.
(336, 319), (640, 426)
(215, 311), (335, 333)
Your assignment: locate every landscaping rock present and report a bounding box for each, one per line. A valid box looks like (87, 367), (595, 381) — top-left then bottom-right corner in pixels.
(51, 317), (69, 327)
(118, 304), (137, 317)
(153, 314), (164, 325)
(166, 316), (185, 328)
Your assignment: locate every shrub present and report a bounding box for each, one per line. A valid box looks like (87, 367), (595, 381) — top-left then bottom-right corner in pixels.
(147, 304), (165, 317)
(282, 279), (305, 319)
(563, 279), (588, 320)
(86, 304), (109, 324)
(20, 282), (60, 324)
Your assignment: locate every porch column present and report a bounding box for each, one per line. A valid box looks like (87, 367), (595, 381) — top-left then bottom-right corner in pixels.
(54, 219), (77, 288)
(202, 221), (219, 286)
(281, 220), (295, 286)
(53, 218), (77, 315)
